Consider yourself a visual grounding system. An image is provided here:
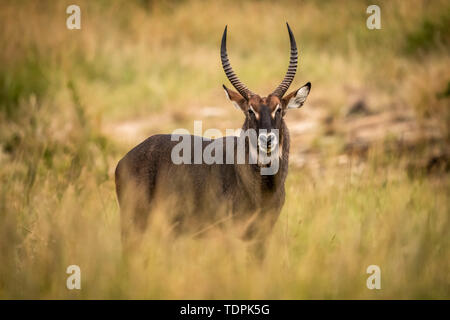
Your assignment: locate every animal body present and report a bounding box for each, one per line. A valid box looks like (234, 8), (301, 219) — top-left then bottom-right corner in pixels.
(115, 23), (311, 253)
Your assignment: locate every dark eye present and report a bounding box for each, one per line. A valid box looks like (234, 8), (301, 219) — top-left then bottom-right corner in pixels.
(276, 108), (282, 114)
(248, 108), (255, 117)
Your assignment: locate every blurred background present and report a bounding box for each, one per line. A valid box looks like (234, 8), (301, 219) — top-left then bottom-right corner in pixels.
(0, 0), (448, 298)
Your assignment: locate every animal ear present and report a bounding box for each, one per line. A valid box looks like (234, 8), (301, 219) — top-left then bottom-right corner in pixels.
(223, 84), (247, 111)
(282, 82), (311, 110)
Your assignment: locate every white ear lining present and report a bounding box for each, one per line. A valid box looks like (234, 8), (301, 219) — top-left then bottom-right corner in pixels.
(231, 101), (241, 110)
(297, 86), (310, 99)
(223, 88), (230, 100)
(287, 86), (310, 109)
(224, 88), (241, 110)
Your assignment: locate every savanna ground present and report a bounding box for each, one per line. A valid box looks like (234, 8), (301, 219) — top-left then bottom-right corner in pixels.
(0, 0), (449, 299)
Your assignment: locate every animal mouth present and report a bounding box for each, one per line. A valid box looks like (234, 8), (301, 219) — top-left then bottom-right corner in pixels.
(258, 132), (278, 155)
(257, 132), (279, 169)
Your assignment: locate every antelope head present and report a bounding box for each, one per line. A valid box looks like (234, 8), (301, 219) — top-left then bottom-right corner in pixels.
(221, 23), (311, 154)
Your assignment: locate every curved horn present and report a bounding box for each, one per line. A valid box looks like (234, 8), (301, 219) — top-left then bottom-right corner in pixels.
(272, 23), (298, 98)
(221, 26), (254, 100)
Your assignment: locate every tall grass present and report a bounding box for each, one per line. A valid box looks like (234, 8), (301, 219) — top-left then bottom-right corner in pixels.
(0, 0), (448, 298)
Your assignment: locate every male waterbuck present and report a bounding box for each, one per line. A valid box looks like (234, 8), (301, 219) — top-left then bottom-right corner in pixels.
(115, 23), (311, 253)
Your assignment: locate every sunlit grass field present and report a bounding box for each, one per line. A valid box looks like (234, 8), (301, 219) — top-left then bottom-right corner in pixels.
(0, 0), (449, 299)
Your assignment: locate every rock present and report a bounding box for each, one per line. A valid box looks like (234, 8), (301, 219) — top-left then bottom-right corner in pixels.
(346, 99), (372, 117)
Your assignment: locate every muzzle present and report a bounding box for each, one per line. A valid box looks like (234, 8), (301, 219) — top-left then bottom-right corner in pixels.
(258, 132), (278, 154)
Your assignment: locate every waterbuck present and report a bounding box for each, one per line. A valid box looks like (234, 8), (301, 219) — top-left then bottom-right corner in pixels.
(115, 23), (311, 253)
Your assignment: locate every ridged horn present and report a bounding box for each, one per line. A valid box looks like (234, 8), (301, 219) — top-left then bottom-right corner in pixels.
(271, 23), (298, 98)
(221, 25), (254, 100)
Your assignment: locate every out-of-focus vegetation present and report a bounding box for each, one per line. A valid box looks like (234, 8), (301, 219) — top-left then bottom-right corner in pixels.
(0, 0), (448, 299)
